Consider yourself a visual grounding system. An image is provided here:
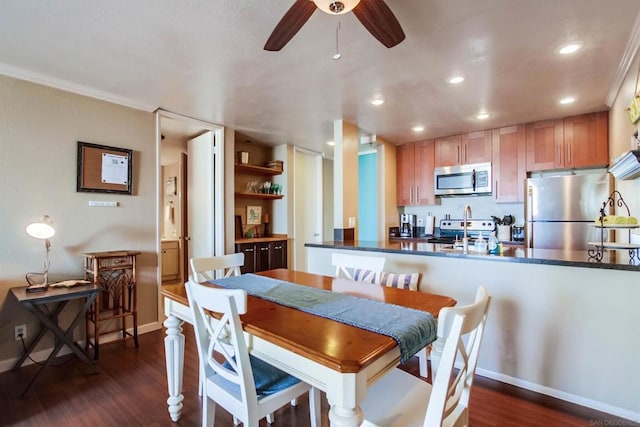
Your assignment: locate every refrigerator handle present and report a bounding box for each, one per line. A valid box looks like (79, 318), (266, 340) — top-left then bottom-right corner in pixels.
(527, 185), (533, 248)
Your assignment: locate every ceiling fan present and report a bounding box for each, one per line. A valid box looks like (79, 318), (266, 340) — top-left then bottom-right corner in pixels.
(264, 0), (405, 51)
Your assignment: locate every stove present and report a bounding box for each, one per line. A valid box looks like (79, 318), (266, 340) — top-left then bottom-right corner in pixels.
(427, 218), (496, 244)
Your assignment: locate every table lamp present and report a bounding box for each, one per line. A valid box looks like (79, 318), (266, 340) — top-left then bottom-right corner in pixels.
(25, 215), (55, 287)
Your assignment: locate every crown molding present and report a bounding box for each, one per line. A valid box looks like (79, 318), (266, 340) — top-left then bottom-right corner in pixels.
(0, 62), (156, 112)
(605, 10), (640, 106)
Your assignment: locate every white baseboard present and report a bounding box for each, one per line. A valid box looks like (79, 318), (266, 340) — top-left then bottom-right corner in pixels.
(475, 367), (640, 423)
(0, 321), (162, 373)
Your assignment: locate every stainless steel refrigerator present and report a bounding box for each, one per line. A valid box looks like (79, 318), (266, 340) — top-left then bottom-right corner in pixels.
(525, 173), (613, 250)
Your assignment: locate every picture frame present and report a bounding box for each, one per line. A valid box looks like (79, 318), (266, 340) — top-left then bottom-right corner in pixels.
(246, 205), (262, 225)
(77, 141), (133, 194)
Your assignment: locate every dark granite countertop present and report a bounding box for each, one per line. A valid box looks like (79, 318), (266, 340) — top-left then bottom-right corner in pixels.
(305, 240), (640, 272)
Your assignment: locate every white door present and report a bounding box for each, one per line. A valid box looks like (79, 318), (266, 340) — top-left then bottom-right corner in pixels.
(187, 132), (216, 260)
(294, 149), (322, 272)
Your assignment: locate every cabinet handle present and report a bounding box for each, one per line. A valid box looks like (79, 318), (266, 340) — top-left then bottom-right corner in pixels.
(556, 143), (561, 165)
(260, 247), (269, 251)
(416, 186), (420, 203)
(463, 144), (467, 163)
(245, 248), (254, 252)
(567, 144), (571, 164)
(457, 146), (460, 164)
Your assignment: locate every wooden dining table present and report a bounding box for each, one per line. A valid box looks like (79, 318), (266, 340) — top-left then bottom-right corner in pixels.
(161, 268), (456, 426)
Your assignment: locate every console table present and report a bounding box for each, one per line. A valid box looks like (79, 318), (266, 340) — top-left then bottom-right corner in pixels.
(83, 250), (140, 359)
(11, 284), (101, 396)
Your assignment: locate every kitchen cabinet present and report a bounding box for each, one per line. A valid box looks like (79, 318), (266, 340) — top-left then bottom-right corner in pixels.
(235, 238), (287, 273)
(396, 139), (436, 206)
(492, 125), (526, 203)
(161, 240), (180, 282)
(434, 130), (491, 167)
(526, 111), (608, 171)
(563, 111), (608, 168)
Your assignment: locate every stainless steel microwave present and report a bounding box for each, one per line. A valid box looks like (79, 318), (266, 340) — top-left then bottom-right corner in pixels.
(434, 162), (492, 196)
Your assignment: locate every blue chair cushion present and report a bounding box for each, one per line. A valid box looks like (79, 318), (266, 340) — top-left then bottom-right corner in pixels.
(220, 355), (301, 396)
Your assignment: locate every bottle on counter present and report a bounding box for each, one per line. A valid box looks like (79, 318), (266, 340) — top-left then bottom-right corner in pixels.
(488, 232), (499, 255)
(474, 233), (488, 253)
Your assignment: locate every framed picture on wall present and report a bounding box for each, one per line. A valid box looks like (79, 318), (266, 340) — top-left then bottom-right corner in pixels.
(77, 141), (133, 194)
(246, 205), (262, 225)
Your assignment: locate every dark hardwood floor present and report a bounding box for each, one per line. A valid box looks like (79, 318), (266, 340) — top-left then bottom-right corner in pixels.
(0, 325), (636, 427)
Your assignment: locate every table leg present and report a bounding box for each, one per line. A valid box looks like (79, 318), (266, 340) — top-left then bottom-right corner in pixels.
(325, 374), (365, 427)
(164, 314), (185, 422)
(12, 301), (67, 370)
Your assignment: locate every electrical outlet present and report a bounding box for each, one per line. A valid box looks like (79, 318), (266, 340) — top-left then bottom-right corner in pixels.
(15, 324), (26, 341)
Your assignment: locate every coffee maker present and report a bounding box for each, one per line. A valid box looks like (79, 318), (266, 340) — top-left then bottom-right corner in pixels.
(400, 214), (416, 238)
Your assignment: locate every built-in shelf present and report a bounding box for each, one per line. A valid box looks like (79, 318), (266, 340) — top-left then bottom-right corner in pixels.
(234, 191), (284, 200)
(235, 164), (282, 176)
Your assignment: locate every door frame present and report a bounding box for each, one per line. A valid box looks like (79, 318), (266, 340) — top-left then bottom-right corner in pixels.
(155, 109), (225, 321)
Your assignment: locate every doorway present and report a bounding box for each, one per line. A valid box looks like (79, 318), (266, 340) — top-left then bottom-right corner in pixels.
(156, 110), (224, 316)
(293, 148), (323, 272)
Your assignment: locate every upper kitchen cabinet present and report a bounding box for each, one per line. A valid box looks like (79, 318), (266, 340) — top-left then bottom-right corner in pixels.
(563, 111), (608, 169)
(492, 125), (526, 203)
(396, 140), (436, 206)
(526, 111), (608, 171)
(434, 131), (491, 167)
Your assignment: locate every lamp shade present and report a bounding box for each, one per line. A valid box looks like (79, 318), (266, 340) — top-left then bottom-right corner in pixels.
(26, 215), (55, 239)
(313, 0), (361, 14)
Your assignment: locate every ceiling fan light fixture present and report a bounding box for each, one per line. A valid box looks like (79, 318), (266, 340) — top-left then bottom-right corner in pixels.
(313, 0), (361, 15)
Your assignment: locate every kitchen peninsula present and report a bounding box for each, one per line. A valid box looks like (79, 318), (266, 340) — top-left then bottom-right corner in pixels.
(305, 241), (640, 422)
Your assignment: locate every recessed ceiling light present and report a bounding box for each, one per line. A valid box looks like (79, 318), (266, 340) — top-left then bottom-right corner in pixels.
(448, 75), (465, 84)
(371, 98), (385, 106)
(412, 125), (425, 132)
(326, 141), (335, 146)
(558, 43), (582, 55)
(475, 113), (490, 120)
(559, 96), (576, 104)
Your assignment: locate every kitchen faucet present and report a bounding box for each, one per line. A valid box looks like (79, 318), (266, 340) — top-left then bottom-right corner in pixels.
(463, 204), (472, 254)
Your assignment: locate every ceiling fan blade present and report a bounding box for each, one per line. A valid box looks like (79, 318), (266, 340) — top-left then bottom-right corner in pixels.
(264, 0), (317, 51)
(353, 0), (405, 48)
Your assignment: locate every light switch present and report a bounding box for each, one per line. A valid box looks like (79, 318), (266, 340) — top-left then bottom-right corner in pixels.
(348, 217), (356, 227)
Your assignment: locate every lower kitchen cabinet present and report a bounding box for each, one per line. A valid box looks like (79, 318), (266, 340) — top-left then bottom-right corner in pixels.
(236, 238), (287, 273)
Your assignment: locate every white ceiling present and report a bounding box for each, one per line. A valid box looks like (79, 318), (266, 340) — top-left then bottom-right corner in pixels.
(1, 1), (640, 157)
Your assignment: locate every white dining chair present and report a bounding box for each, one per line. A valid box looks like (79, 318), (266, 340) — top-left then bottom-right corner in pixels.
(185, 280), (321, 427)
(359, 286), (490, 427)
(190, 253), (244, 282)
(331, 252), (386, 284)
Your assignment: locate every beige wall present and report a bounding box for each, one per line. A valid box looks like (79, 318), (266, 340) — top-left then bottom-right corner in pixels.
(332, 120), (359, 235)
(0, 75), (157, 362)
(610, 53), (640, 218)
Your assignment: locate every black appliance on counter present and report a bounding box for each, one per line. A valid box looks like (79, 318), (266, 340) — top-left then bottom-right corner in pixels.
(400, 214), (416, 238)
(427, 218), (495, 244)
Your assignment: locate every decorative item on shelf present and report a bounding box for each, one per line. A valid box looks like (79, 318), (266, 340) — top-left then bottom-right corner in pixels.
(264, 160), (283, 171)
(247, 205), (262, 225)
(25, 215), (56, 290)
(237, 151), (249, 165)
(262, 181), (272, 194)
(588, 190), (639, 264)
(263, 213), (270, 237)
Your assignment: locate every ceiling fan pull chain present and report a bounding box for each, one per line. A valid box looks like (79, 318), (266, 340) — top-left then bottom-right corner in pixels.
(333, 20), (342, 60)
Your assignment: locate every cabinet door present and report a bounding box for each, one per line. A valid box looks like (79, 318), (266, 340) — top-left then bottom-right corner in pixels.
(414, 139), (436, 205)
(256, 242), (271, 272)
(525, 119), (564, 171)
(161, 242), (180, 281)
(236, 243), (256, 274)
(563, 111), (608, 168)
(396, 143), (416, 206)
(434, 135), (462, 167)
(462, 130), (492, 164)
(492, 125), (526, 203)
(269, 240), (288, 270)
